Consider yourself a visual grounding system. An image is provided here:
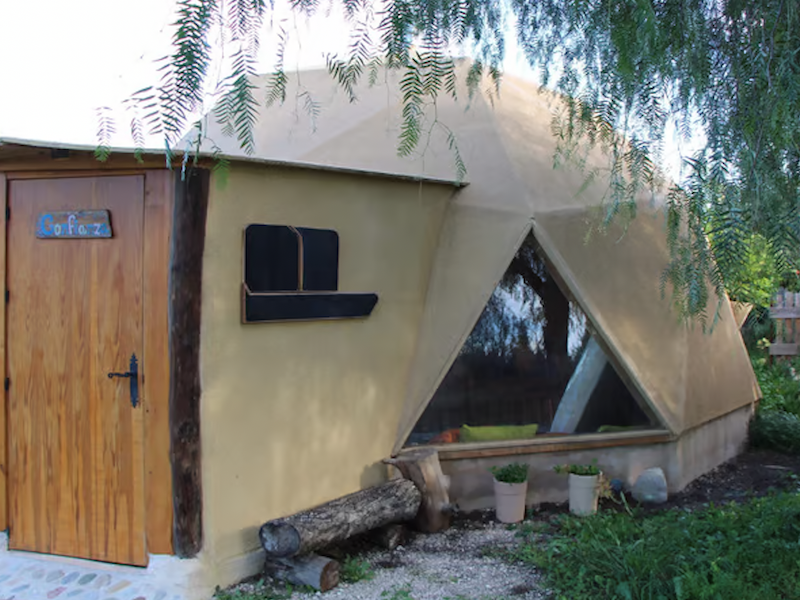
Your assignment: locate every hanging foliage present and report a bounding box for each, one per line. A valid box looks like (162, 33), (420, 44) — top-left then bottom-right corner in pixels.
(129, 0), (800, 325)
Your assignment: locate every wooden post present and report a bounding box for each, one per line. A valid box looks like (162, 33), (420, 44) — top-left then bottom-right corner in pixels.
(384, 448), (453, 533)
(769, 289), (800, 360)
(169, 168), (210, 557)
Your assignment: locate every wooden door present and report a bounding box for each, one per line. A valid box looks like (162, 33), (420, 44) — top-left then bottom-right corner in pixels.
(6, 176), (147, 566)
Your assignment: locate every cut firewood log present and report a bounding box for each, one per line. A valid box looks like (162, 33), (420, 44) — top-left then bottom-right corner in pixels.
(384, 448), (453, 533)
(368, 523), (407, 550)
(264, 554), (339, 592)
(259, 478), (421, 558)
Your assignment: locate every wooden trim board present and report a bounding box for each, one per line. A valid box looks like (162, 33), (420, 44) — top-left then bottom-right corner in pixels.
(169, 168), (210, 557)
(0, 173), (7, 531)
(143, 171), (175, 554)
(427, 430), (674, 461)
(769, 343), (798, 356)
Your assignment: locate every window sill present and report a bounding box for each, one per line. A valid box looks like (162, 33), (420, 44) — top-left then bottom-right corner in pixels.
(409, 429), (674, 461)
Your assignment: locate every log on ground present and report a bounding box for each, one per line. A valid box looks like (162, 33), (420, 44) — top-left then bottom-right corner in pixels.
(259, 478), (421, 558)
(265, 554), (339, 592)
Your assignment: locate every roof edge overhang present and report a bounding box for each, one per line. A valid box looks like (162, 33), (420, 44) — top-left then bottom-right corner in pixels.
(0, 137), (468, 189)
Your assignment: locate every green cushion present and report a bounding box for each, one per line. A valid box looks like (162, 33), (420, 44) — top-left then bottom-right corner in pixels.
(460, 423), (539, 443)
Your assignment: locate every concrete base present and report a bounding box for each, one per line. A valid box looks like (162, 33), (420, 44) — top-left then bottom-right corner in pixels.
(441, 404), (755, 512)
(0, 532), (215, 600)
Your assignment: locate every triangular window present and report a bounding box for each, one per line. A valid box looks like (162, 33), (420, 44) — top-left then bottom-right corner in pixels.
(406, 231), (659, 447)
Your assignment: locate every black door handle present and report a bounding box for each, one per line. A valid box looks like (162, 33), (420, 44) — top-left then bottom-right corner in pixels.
(108, 353), (139, 408)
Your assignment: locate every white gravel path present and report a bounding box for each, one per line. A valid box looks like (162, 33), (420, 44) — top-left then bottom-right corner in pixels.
(230, 520), (550, 600)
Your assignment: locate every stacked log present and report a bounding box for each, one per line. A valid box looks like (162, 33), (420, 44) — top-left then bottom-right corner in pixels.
(258, 449), (453, 591)
(259, 478), (421, 591)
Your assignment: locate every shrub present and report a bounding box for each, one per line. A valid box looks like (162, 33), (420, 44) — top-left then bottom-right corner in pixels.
(750, 410), (800, 455)
(751, 356), (800, 416)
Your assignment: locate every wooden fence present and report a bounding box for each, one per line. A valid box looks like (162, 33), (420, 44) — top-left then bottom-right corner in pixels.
(769, 289), (800, 357)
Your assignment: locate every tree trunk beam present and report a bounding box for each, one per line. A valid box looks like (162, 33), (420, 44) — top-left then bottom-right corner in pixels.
(384, 448), (452, 533)
(550, 337), (607, 434)
(265, 554), (340, 592)
(259, 478), (420, 558)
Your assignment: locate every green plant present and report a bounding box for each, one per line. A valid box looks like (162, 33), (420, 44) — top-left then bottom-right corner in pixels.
(340, 555), (375, 583)
(489, 462), (528, 484)
(214, 583), (291, 600)
(517, 493), (800, 600)
(751, 355), (800, 416)
(553, 459), (601, 476)
(750, 410), (800, 455)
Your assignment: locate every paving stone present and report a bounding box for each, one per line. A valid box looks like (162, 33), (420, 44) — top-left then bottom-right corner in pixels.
(0, 546), (202, 600)
(106, 580), (131, 594)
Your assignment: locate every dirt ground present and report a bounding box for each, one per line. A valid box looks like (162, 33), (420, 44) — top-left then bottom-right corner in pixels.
(663, 449), (800, 506)
(454, 448), (800, 526)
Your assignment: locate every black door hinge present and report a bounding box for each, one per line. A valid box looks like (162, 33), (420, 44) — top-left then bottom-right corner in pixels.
(4, 378), (9, 391)
(5, 205), (9, 220)
(4, 290), (8, 303)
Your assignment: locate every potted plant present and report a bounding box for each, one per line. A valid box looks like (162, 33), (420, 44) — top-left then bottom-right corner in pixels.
(553, 460), (605, 516)
(489, 462), (529, 523)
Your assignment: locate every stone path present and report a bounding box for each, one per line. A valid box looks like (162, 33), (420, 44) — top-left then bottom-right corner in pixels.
(0, 534), (205, 600)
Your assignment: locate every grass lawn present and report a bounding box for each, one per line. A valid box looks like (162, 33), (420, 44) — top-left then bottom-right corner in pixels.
(512, 491), (800, 600)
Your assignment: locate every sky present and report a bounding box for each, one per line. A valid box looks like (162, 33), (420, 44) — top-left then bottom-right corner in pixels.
(0, 0), (367, 146)
(0, 0), (693, 179)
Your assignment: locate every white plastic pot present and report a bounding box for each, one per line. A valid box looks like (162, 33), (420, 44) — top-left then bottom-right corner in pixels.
(493, 479), (528, 523)
(568, 473), (599, 516)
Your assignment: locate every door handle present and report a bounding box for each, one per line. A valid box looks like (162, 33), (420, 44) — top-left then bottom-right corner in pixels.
(108, 353), (139, 408)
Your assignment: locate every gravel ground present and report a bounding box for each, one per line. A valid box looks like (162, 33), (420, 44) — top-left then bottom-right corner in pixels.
(230, 519), (549, 600)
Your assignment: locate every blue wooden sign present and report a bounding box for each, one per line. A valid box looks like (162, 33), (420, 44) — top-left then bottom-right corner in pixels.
(36, 210), (112, 239)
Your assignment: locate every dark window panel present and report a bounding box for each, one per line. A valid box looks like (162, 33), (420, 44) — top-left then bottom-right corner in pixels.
(298, 227), (339, 291)
(244, 224), (300, 292)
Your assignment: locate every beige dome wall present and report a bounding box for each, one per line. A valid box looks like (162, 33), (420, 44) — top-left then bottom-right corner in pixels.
(194, 63), (759, 587)
(198, 163), (456, 583)
(199, 60), (759, 442)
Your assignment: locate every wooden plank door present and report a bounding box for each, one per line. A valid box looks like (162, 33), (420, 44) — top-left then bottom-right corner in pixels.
(6, 176), (148, 566)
